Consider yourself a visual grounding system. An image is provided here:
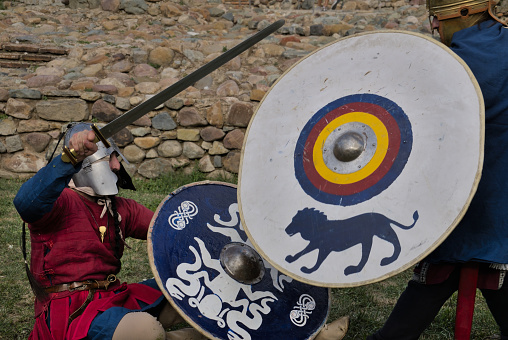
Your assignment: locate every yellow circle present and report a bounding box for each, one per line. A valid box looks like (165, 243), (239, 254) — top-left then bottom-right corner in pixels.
(313, 112), (389, 184)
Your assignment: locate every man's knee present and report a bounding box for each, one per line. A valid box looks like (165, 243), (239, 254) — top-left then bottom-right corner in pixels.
(158, 302), (185, 329)
(113, 312), (165, 340)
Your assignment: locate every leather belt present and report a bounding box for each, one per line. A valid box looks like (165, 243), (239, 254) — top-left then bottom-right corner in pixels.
(44, 274), (117, 294)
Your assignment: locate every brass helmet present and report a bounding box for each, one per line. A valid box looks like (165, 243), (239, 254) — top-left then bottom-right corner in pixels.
(427, 0), (505, 45)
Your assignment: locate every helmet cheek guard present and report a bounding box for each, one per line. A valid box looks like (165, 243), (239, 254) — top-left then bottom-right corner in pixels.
(427, 0), (505, 46)
(64, 123), (134, 196)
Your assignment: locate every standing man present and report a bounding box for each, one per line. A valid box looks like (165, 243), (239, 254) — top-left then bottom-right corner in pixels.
(368, 0), (508, 339)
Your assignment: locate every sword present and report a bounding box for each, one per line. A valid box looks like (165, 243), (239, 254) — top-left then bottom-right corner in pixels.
(62, 19), (286, 165)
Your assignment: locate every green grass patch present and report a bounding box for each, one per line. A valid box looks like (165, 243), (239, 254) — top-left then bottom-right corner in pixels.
(0, 175), (500, 339)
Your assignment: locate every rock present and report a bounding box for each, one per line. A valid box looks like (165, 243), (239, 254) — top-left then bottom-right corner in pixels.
(182, 141), (205, 159)
(132, 64), (159, 78)
(5, 98), (33, 119)
(133, 136), (160, 149)
(112, 127), (133, 147)
(208, 141), (229, 155)
(81, 92), (102, 101)
(158, 140), (182, 157)
(152, 112), (177, 130)
(115, 97), (131, 110)
(208, 7), (225, 17)
(178, 107), (207, 127)
(5, 135), (24, 153)
(198, 154), (215, 172)
(92, 85), (118, 94)
(310, 24), (324, 36)
(137, 158), (174, 178)
(9, 89), (42, 99)
(223, 150), (241, 173)
(200, 126), (225, 142)
(119, 0), (148, 14)
(0, 89), (9, 101)
(177, 128), (200, 141)
(165, 97), (184, 110)
(16, 119), (60, 133)
(36, 99), (88, 122)
(148, 47), (174, 67)
(160, 2), (182, 17)
(206, 169), (234, 181)
(101, 0), (120, 11)
(135, 82), (161, 94)
(206, 101), (224, 128)
(145, 148), (158, 158)
(26, 75), (63, 88)
(132, 49), (148, 64)
(130, 127), (151, 137)
(194, 75), (213, 90)
(223, 129), (244, 149)
(22, 132), (52, 152)
(123, 144), (146, 163)
(250, 89), (266, 101)
(3, 152), (46, 173)
(260, 44), (285, 57)
(169, 157), (190, 169)
(91, 99), (122, 122)
(111, 59), (134, 73)
(216, 80), (240, 97)
(226, 102), (254, 127)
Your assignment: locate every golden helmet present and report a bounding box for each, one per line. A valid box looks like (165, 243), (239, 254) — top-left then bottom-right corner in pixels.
(427, 0), (505, 45)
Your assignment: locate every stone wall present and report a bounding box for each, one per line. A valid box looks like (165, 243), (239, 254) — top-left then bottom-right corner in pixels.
(0, 64), (258, 180)
(0, 0), (434, 180)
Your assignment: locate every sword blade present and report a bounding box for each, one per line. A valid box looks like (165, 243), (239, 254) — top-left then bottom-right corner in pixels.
(99, 19), (285, 139)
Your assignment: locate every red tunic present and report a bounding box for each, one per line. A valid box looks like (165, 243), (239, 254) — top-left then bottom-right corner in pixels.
(28, 188), (161, 340)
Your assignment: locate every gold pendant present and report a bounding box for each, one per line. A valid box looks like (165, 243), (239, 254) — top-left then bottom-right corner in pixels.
(99, 226), (107, 242)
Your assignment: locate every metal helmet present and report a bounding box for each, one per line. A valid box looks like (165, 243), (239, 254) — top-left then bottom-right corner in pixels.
(64, 122), (130, 196)
(427, 0), (505, 45)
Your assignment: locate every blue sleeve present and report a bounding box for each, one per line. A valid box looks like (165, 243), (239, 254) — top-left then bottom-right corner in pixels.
(13, 155), (82, 223)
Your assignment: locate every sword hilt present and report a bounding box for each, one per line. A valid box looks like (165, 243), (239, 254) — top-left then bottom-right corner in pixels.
(61, 124), (109, 165)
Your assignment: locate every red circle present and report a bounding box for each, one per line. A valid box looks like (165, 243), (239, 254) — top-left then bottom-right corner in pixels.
(302, 102), (401, 195)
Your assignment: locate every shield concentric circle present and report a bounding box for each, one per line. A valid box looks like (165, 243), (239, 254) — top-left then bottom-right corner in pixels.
(238, 31), (484, 287)
(295, 93), (413, 205)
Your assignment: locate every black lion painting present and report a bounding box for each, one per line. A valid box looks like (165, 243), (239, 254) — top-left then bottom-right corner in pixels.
(285, 208), (419, 275)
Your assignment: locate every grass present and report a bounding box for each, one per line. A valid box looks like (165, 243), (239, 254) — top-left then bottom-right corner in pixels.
(0, 174), (500, 339)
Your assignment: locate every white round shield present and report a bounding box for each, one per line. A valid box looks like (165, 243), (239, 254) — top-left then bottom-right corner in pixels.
(238, 31), (484, 287)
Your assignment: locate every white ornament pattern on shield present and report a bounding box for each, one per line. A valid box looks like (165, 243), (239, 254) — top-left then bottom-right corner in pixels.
(165, 203), (294, 340)
(290, 294), (316, 327)
(168, 201), (198, 230)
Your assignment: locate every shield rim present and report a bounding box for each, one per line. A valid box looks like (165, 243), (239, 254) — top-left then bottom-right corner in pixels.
(237, 30), (485, 288)
(147, 180), (332, 339)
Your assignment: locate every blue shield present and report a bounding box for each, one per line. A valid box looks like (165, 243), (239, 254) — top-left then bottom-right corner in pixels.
(148, 181), (330, 340)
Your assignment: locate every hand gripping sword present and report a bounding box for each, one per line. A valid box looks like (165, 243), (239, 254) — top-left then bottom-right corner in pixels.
(62, 19), (285, 165)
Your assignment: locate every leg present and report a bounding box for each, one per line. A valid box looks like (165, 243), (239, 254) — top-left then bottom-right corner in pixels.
(481, 280), (508, 340)
(158, 301), (208, 340)
(315, 316), (349, 340)
(158, 301), (185, 329)
(113, 312), (165, 340)
(368, 268), (460, 340)
(166, 329), (208, 340)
